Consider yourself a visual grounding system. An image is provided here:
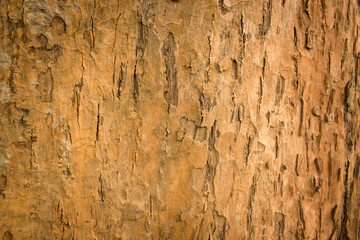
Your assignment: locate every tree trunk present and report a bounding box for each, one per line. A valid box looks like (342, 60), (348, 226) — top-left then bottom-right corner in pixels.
(0, 0), (359, 239)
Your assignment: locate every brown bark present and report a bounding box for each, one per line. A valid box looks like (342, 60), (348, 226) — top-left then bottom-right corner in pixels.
(0, 0), (359, 239)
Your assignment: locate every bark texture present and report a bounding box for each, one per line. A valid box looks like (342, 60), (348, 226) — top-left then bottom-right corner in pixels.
(0, 0), (360, 239)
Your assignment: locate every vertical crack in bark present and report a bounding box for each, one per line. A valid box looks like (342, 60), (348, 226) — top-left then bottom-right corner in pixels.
(133, 65), (139, 102)
(339, 79), (357, 240)
(328, 151), (333, 193)
(199, 92), (205, 124)
(238, 15), (246, 84)
(275, 135), (279, 159)
(162, 32), (178, 112)
(149, 195), (153, 219)
(232, 59), (238, 82)
(117, 63), (126, 100)
(8, 68), (15, 94)
(298, 98), (304, 136)
(353, 27), (359, 61)
(345, 0), (351, 30)
(133, 15), (148, 105)
(206, 34), (212, 83)
(339, 159), (350, 240)
(112, 0), (121, 50)
(274, 212), (285, 239)
(259, 0), (272, 36)
(247, 171), (260, 240)
(354, 53), (360, 86)
(90, 16), (95, 49)
(296, 195), (306, 239)
(112, 55), (117, 100)
(305, 129), (310, 172)
(129, 9), (149, 177)
(245, 135), (253, 165)
(199, 15), (215, 125)
(112, 55), (126, 101)
(318, 208), (322, 239)
(98, 173), (105, 202)
(230, 15), (247, 130)
(275, 75), (285, 105)
(294, 26), (299, 49)
(204, 120), (228, 239)
(258, 53), (266, 115)
(72, 56), (84, 127)
(341, 39), (349, 70)
(258, 76), (263, 114)
(295, 154), (300, 176)
(301, 0), (311, 20)
(95, 102), (100, 142)
(29, 128), (36, 169)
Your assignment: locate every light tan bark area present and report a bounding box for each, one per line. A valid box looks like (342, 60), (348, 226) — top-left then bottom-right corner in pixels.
(0, 0), (359, 239)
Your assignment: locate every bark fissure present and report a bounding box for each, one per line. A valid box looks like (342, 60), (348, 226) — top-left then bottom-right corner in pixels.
(162, 32), (178, 111)
(204, 120), (228, 239)
(247, 171), (260, 240)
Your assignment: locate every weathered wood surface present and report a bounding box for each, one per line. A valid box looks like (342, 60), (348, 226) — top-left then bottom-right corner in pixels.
(0, 0), (359, 239)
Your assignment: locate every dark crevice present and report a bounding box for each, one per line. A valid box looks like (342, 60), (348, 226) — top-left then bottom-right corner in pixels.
(204, 120), (228, 239)
(305, 130), (309, 172)
(339, 160), (350, 240)
(247, 171), (260, 240)
(275, 135), (279, 159)
(133, 65), (139, 103)
(274, 212), (285, 239)
(298, 98), (304, 136)
(259, 0), (272, 36)
(339, 79), (357, 240)
(293, 26), (298, 49)
(275, 75), (285, 105)
(295, 154), (300, 176)
(258, 54), (266, 114)
(206, 34), (212, 83)
(132, 15), (148, 105)
(301, 0), (311, 20)
(90, 16), (95, 49)
(72, 57), (84, 127)
(95, 103), (100, 142)
(98, 173), (105, 202)
(117, 63), (126, 99)
(296, 195), (306, 239)
(245, 135), (253, 165)
(341, 39), (348, 70)
(113, 2), (122, 50)
(232, 59), (238, 80)
(162, 32), (178, 111)
(238, 14), (246, 84)
(219, 0), (230, 15)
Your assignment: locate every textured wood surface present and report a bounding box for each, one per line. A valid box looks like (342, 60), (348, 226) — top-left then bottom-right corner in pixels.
(0, 0), (359, 239)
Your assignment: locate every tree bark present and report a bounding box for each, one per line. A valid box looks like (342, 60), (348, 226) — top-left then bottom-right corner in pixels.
(0, 0), (359, 239)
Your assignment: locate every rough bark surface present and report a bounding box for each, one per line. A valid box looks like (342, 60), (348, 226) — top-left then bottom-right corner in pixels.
(0, 0), (360, 239)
